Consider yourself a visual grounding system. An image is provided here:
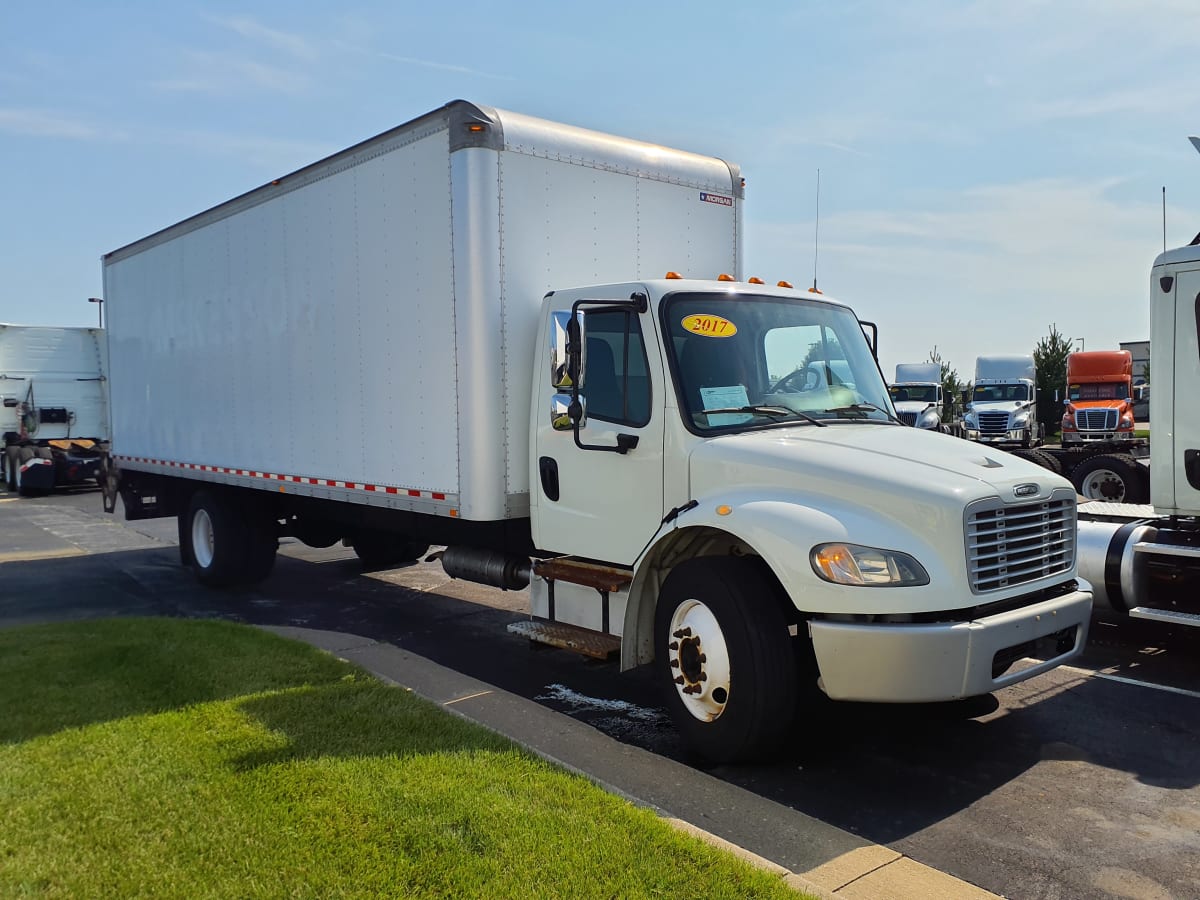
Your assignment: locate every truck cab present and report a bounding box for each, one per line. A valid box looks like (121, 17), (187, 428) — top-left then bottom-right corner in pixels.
(963, 355), (1040, 448)
(530, 280), (1090, 760)
(1061, 350), (1137, 444)
(888, 362), (945, 430)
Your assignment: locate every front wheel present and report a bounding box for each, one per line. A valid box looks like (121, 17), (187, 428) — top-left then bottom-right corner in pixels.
(655, 557), (800, 764)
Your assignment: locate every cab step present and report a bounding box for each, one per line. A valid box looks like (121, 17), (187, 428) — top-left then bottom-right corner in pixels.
(1128, 607), (1200, 627)
(507, 619), (621, 660)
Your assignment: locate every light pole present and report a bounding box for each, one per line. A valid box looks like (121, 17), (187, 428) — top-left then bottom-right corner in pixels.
(88, 297), (104, 329)
(1074, 337), (1085, 352)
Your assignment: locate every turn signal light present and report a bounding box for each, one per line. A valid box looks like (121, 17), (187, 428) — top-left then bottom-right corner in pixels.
(665, 271), (683, 279)
(808, 287), (823, 294)
(748, 277), (764, 284)
(777, 280), (794, 288)
(717, 273), (736, 282)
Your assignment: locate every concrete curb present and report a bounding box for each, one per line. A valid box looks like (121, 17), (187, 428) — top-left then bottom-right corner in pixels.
(262, 625), (1001, 900)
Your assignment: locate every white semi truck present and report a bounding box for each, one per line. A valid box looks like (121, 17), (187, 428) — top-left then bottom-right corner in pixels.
(1, 324), (109, 495)
(1076, 241), (1200, 629)
(99, 101), (1091, 762)
(963, 355), (1042, 448)
(888, 362), (945, 430)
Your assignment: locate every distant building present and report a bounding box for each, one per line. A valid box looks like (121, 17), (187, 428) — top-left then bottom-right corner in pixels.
(1121, 340), (1150, 384)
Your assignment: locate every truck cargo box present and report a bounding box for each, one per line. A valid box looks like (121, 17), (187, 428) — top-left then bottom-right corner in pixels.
(103, 101), (742, 523)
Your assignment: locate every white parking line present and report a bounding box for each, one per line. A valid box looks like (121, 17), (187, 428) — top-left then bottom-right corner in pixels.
(1057, 664), (1200, 701)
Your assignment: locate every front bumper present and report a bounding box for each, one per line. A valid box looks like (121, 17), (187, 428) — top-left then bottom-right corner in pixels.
(964, 428), (1028, 444)
(1061, 431), (1136, 444)
(809, 588), (1092, 702)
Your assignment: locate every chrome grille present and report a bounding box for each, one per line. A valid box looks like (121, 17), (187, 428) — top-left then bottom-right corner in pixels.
(898, 411), (918, 427)
(1075, 409), (1118, 432)
(966, 493), (1075, 593)
(978, 411), (1011, 436)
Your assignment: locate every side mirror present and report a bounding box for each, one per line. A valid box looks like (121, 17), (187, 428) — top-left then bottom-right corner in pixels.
(549, 309), (587, 430)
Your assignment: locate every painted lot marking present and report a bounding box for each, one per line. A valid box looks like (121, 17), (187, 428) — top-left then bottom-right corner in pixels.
(0, 548), (86, 563)
(1057, 663), (1200, 701)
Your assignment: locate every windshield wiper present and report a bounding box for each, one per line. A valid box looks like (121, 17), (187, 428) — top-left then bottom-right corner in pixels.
(702, 405), (827, 427)
(823, 403), (904, 424)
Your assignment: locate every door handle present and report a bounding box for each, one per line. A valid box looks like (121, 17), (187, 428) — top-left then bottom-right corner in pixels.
(539, 456), (560, 501)
(1186, 449), (1200, 490)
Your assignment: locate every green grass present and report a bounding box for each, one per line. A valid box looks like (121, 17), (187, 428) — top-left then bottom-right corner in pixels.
(0, 618), (805, 899)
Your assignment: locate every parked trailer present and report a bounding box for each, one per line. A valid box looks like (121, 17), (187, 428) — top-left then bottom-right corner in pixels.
(1010, 350), (1150, 503)
(1075, 239), (1200, 630)
(100, 100), (1091, 762)
(1, 324), (108, 495)
(962, 355), (1042, 448)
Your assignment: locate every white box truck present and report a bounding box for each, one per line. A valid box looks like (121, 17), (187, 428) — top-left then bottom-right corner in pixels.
(1, 324), (109, 494)
(100, 101), (1091, 762)
(888, 362), (945, 431)
(963, 355), (1042, 448)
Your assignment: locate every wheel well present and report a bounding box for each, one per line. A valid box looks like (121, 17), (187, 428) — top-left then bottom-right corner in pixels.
(623, 525), (797, 670)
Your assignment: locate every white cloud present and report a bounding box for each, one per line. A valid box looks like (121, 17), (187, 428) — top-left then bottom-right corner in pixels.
(150, 51), (311, 95)
(205, 15), (318, 61)
(747, 175), (1156, 375)
(0, 108), (107, 140)
(333, 41), (513, 81)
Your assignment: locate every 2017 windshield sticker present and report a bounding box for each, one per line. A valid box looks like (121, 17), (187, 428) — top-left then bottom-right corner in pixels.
(682, 314), (737, 338)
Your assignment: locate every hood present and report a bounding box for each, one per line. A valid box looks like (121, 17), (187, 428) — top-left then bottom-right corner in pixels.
(1068, 399), (1128, 411)
(688, 423), (1065, 515)
(893, 400), (940, 415)
(968, 400), (1031, 415)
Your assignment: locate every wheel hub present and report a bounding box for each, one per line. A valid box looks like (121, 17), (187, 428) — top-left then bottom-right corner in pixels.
(1081, 468), (1125, 501)
(667, 599), (732, 722)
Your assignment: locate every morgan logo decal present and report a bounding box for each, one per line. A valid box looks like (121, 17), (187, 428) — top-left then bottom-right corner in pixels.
(700, 192), (733, 207)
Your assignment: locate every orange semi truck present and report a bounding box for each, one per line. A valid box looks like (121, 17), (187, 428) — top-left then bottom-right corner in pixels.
(1060, 350), (1138, 445)
(1013, 349), (1150, 503)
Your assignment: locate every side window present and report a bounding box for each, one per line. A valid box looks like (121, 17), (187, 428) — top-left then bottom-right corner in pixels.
(584, 309), (651, 426)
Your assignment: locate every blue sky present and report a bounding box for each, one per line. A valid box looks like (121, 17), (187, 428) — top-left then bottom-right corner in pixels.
(3, 1), (1198, 381)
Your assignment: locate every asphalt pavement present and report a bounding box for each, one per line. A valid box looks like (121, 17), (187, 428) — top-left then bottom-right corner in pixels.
(3, 486), (1199, 899)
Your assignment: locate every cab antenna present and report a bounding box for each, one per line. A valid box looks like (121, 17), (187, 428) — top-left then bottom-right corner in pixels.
(812, 168), (821, 292)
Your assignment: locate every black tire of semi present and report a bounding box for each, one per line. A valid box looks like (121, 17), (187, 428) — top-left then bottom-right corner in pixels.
(184, 490), (278, 587)
(1029, 449), (1064, 476)
(654, 557), (800, 764)
(1070, 453), (1149, 504)
(351, 531), (429, 569)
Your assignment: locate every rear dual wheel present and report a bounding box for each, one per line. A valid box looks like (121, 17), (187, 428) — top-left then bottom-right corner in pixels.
(182, 490), (278, 586)
(1070, 454), (1149, 504)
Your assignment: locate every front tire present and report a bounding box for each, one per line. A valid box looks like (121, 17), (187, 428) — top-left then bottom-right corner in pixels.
(655, 557), (799, 764)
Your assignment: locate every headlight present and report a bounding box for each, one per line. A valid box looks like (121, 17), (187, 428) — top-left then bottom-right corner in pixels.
(918, 412), (939, 428)
(1012, 413), (1029, 426)
(964, 414), (977, 427)
(810, 543), (930, 586)
(1120, 415), (1134, 428)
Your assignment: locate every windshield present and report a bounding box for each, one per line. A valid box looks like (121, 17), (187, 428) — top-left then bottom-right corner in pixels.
(1068, 382), (1129, 401)
(889, 384), (939, 403)
(974, 384), (1032, 403)
(662, 292), (895, 432)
